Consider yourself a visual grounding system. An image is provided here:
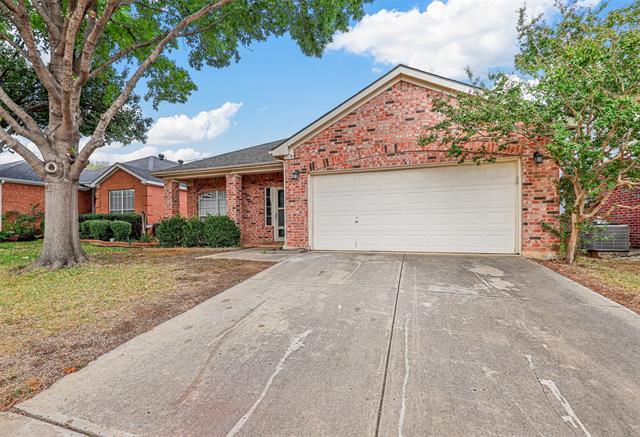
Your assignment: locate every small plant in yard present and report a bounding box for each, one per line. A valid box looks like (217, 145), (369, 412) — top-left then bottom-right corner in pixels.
(156, 216), (187, 247)
(1, 207), (44, 241)
(79, 213), (143, 239)
(137, 233), (155, 244)
(202, 216), (241, 248)
(109, 221), (132, 242)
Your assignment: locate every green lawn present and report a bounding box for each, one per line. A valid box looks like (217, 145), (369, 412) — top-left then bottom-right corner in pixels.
(0, 240), (127, 269)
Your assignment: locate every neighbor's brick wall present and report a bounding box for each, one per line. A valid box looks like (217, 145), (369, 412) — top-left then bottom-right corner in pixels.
(600, 187), (640, 248)
(1, 182), (93, 230)
(283, 80), (560, 257)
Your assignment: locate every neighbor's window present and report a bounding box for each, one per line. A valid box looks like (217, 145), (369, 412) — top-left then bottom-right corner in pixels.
(265, 187), (272, 226)
(199, 191), (227, 218)
(109, 189), (134, 214)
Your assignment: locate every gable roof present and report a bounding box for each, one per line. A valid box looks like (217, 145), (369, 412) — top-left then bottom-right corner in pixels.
(89, 157), (179, 187)
(124, 155), (179, 172)
(270, 64), (475, 157)
(153, 139), (286, 178)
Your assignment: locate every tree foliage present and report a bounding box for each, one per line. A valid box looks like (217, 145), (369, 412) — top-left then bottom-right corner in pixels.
(422, 2), (640, 263)
(0, 0), (369, 268)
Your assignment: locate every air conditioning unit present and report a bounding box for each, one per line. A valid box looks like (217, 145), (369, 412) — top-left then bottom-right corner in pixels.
(581, 223), (630, 252)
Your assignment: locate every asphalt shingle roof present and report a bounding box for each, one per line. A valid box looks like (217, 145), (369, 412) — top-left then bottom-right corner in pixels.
(0, 155), (180, 186)
(165, 139), (286, 172)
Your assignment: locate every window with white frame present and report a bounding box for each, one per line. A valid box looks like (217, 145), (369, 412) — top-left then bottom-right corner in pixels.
(109, 189), (134, 214)
(198, 191), (227, 218)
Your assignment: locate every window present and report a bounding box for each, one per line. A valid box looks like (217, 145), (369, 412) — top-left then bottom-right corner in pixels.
(265, 188), (272, 226)
(199, 191), (227, 218)
(109, 189), (134, 214)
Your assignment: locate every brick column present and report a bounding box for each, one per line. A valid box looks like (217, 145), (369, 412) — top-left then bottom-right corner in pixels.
(163, 179), (181, 217)
(225, 173), (243, 223)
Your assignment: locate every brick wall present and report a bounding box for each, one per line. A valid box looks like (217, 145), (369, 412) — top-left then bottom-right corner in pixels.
(600, 186), (640, 248)
(181, 172), (283, 245)
(283, 80), (560, 258)
(1, 182), (93, 230)
(95, 168), (167, 224)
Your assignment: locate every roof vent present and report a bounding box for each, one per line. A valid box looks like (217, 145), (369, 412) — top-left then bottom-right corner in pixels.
(178, 159), (184, 165)
(158, 153), (165, 160)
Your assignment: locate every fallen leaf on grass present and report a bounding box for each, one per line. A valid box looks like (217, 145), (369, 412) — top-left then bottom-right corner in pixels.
(64, 367), (77, 374)
(26, 378), (43, 391)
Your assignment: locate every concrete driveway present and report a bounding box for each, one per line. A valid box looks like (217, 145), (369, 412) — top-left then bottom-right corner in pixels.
(8, 252), (640, 436)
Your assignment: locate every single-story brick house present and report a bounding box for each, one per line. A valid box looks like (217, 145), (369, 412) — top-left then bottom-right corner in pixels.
(157, 65), (562, 258)
(0, 155), (186, 231)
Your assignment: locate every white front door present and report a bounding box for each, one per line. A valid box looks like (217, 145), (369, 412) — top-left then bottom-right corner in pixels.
(310, 162), (519, 253)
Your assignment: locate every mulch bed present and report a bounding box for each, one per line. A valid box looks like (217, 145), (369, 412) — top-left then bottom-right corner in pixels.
(538, 259), (640, 315)
(0, 251), (273, 410)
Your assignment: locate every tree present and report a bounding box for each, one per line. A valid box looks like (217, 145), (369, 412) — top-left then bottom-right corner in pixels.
(0, 0), (369, 269)
(0, 44), (153, 153)
(422, 2), (640, 264)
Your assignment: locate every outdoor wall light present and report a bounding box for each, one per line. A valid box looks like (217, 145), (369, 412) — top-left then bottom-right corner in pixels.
(291, 170), (300, 180)
(533, 151), (544, 164)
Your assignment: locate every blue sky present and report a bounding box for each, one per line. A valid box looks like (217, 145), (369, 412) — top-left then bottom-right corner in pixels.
(2, 0), (629, 165)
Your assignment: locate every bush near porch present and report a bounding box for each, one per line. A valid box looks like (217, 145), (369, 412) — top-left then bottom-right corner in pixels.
(156, 215), (240, 248)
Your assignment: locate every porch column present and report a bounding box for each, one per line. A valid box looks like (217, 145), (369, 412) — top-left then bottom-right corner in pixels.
(163, 179), (181, 217)
(225, 173), (243, 223)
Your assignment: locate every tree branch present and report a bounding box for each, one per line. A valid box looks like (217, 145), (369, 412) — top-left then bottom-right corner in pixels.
(73, 0), (235, 177)
(0, 129), (45, 177)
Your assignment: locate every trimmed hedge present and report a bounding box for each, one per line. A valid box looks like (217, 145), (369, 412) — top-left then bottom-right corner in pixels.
(110, 220), (132, 241)
(202, 216), (241, 247)
(182, 217), (205, 247)
(156, 216), (186, 247)
(79, 213), (142, 238)
(86, 220), (112, 241)
(156, 215), (240, 248)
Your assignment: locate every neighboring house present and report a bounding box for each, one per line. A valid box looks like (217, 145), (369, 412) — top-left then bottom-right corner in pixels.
(0, 155), (186, 231)
(600, 186), (640, 248)
(87, 155), (187, 226)
(157, 65), (561, 259)
(0, 161), (92, 230)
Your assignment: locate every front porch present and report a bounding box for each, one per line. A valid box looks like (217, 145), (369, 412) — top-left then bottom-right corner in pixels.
(163, 170), (285, 246)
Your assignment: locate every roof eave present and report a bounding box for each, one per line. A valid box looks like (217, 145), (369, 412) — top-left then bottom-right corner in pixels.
(152, 161), (283, 179)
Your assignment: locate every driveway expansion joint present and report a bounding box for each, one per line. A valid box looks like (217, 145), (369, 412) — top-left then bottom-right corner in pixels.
(374, 254), (405, 437)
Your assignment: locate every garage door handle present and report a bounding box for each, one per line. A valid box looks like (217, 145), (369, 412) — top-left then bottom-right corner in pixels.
(355, 217), (359, 224)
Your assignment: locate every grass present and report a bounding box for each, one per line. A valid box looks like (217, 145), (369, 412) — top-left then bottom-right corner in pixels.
(0, 240), (273, 409)
(540, 255), (640, 314)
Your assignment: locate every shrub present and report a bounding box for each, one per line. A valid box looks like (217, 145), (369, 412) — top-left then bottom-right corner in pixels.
(79, 213), (142, 239)
(0, 231), (14, 242)
(79, 221), (91, 239)
(156, 216), (186, 247)
(110, 221), (132, 241)
(2, 207), (43, 241)
(137, 233), (155, 243)
(181, 217), (204, 247)
(202, 216), (240, 247)
(86, 220), (112, 241)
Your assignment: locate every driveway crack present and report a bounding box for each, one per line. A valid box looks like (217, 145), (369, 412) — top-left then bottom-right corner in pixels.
(374, 254), (405, 437)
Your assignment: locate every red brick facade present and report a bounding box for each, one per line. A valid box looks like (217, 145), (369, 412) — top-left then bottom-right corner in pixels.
(282, 81), (560, 257)
(165, 172), (284, 246)
(601, 187), (640, 248)
(95, 168), (170, 224)
(0, 182), (92, 230)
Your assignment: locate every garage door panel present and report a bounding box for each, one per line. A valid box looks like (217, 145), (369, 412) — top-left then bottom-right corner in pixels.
(311, 162), (518, 253)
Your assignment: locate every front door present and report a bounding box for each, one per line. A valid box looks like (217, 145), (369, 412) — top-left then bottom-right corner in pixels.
(272, 187), (285, 242)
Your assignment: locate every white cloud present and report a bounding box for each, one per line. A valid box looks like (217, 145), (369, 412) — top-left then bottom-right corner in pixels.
(329, 0), (558, 79)
(146, 101), (242, 146)
(89, 143), (210, 164)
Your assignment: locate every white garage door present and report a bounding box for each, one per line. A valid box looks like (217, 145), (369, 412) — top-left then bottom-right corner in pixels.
(310, 162), (519, 253)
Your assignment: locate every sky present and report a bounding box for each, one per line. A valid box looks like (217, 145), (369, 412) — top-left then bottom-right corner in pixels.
(1, 0), (627, 165)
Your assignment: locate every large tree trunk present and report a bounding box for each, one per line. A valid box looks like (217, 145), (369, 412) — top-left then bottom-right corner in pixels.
(32, 178), (88, 269)
(565, 211), (580, 264)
